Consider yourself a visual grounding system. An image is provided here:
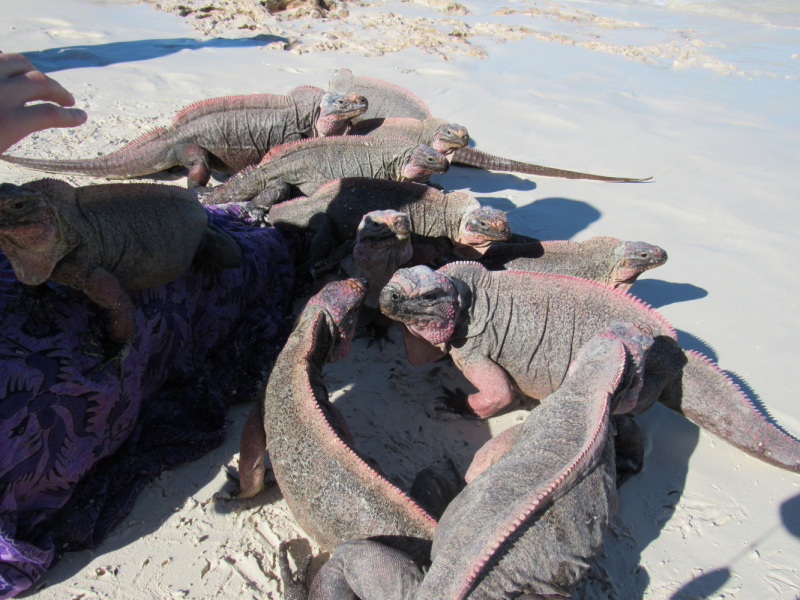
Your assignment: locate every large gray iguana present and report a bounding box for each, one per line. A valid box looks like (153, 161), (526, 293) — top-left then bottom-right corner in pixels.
(269, 178), (511, 267)
(0, 87), (368, 188)
(329, 68), (651, 183)
(477, 236), (667, 292)
(237, 279), (437, 562)
(280, 322), (654, 600)
(378, 262), (800, 474)
(202, 137), (450, 216)
(0, 179), (241, 364)
(348, 117), (469, 157)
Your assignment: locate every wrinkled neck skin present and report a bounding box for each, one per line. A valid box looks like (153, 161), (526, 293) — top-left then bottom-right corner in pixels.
(454, 213), (494, 259)
(314, 113), (354, 137)
(346, 241), (413, 307)
(0, 204), (69, 285)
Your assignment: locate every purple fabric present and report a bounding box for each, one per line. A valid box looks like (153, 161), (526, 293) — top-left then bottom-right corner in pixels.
(0, 204), (304, 598)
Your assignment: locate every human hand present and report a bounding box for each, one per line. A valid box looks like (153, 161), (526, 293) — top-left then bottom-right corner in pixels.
(0, 52), (88, 154)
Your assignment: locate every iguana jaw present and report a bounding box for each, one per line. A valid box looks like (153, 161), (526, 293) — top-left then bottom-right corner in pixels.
(0, 184), (61, 285)
(455, 205), (511, 258)
(379, 266), (458, 345)
(401, 144), (450, 181)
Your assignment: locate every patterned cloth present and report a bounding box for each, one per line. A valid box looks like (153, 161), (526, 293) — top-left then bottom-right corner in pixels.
(0, 204), (303, 598)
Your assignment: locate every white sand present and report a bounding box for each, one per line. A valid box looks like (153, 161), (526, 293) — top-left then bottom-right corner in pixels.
(2, 0), (800, 598)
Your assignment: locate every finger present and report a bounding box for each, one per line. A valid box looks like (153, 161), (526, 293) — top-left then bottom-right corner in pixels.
(2, 70), (78, 107)
(0, 52), (36, 79)
(17, 102), (88, 132)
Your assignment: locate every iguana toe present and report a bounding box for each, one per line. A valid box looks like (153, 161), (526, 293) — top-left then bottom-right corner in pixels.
(278, 542), (311, 600)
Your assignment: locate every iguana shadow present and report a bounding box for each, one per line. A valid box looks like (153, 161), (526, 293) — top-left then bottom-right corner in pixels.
(22, 36), (289, 74)
(629, 279), (708, 308)
(435, 165), (539, 194)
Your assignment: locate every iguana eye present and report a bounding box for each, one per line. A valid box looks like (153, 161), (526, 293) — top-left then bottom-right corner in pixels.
(12, 200), (26, 210)
(423, 293), (435, 301)
(391, 292), (400, 302)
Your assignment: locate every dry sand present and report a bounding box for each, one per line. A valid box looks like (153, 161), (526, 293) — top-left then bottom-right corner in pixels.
(2, 0), (800, 598)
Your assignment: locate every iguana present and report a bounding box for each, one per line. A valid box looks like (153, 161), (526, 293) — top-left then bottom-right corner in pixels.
(0, 88), (368, 188)
(378, 262), (800, 474)
(329, 68), (651, 183)
(348, 117), (469, 156)
(0, 179), (242, 364)
(203, 137), (451, 216)
(269, 178), (511, 266)
(238, 278), (438, 561)
(337, 210), (413, 309)
(280, 322), (653, 600)
(477, 236), (667, 292)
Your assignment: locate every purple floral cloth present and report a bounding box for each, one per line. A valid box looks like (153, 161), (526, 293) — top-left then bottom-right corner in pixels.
(0, 205), (305, 598)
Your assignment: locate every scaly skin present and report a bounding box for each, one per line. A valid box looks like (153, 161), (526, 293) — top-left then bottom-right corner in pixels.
(349, 117), (470, 156)
(252, 279), (437, 559)
(479, 236), (668, 292)
(329, 68), (432, 124)
(283, 323), (653, 600)
(328, 68), (651, 183)
(203, 137), (450, 215)
(269, 178), (510, 266)
(379, 262), (800, 474)
(0, 88), (367, 188)
(0, 179), (241, 363)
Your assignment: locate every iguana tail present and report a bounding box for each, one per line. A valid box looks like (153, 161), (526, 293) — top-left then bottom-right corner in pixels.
(451, 146), (652, 183)
(0, 127), (177, 179)
(665, 350), (800, 473)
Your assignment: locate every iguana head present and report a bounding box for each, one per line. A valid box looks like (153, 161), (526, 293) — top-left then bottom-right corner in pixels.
(306, 278), (367, 362)
(431, 122), (469, 156)
(352, 210), (413, 306)
(573, 321), (655, 415)
(454, 204), (511, 258)
(0, 182), (62, 285)
(611, 241), (667, 290)
(401, 144), (450, 181)
(379, 265), (458, 345)
(316, 91), (369, 136)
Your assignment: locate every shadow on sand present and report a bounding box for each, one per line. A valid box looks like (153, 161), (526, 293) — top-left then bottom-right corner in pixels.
(23, 36), (289, 73)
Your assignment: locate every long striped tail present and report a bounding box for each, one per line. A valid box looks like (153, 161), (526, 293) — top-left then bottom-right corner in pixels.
(0, 127), (175, 179)
(451, 146), (652, 183)
(666, 350), (800, 473)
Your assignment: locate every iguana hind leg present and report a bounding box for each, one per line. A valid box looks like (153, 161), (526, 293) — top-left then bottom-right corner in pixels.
(175, 143), (212, 188)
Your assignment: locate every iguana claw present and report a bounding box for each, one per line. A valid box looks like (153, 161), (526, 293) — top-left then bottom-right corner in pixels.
(278, 542), (311, 600)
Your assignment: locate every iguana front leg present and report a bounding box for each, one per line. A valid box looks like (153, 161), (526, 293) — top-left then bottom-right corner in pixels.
(450, 349), (515, 418)
(56, 262), (136, 366)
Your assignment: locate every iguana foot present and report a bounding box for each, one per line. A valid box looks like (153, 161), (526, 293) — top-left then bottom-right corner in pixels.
(11, 283), (66, 329)
(85, 337), (131, 377)
(354, 319), (395, 350)
(224, 464), (276, 498)
(244, 202), (269, 224)
(278, 542), (312, 600)
(428, 387), (478, 420)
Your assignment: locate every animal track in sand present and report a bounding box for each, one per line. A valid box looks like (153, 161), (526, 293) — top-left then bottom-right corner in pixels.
(142, 0), (753, 75)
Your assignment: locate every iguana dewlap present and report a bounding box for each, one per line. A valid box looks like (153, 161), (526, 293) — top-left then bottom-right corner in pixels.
(239, 279), (437, 561)
(328, 68), (651, 183)
(269, 178), (510, 266)
(0, 87), (367, 188)
(0, 179), (242, 363)
(379, 262), (800, 474)
(281, 323), (653, 600)
(478, 236), (667, 292)
(203, 137), (450, 214)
